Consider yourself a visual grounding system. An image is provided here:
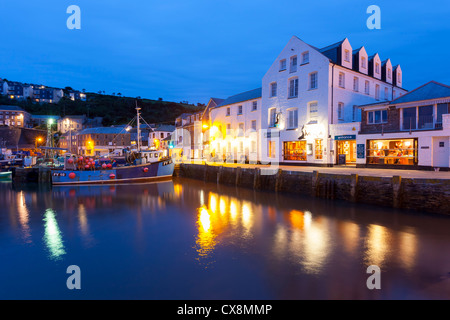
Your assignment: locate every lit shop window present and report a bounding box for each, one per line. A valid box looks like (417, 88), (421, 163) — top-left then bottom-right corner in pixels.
(367, 139), (417, 165)
(315, 139), (323, 160)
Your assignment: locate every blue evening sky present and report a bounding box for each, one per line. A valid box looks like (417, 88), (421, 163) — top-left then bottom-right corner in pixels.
(0, 0), (448, 104)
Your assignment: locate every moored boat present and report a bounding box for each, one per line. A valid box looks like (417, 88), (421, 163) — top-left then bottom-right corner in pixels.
(51, 105), (175, 185)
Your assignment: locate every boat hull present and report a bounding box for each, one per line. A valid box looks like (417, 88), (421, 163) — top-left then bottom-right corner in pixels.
(51, 159), (174, 185)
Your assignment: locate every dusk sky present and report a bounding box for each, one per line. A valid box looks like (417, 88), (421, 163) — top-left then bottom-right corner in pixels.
(0, 0), (449, 104)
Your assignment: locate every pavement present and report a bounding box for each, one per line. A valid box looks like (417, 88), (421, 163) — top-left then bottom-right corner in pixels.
(176, 160), (450, 179)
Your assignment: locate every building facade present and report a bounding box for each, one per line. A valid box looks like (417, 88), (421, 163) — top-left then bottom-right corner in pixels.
(208, 89), (261, 163)
(0, 105), (31, 128)
(76, 127), (131, 157)
(260, 36), (407, 165)
(356, 81), (450, 169)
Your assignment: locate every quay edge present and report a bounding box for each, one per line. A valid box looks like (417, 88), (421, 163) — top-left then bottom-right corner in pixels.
(175, 163), (450, 215)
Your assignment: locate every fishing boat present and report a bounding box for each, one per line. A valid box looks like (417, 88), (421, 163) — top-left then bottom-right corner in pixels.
(51, 106), (175, 185)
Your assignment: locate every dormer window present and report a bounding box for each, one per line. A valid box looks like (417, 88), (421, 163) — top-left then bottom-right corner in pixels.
(375, 62), (380, 74)
(388, 68), (391, 79)
(361, 57), (367, 69)
(344, 50), (350, 62)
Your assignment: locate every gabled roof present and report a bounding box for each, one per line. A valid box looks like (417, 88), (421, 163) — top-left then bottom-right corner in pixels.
(210, 98), (225, 106)
(216, 88), (262, 108)
(390, 81), (450, 105)
(154, 124), (175, 132)
(318, 39), (346, 64)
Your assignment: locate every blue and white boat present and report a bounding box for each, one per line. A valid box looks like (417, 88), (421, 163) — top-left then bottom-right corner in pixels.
(51, 106), (175, 185)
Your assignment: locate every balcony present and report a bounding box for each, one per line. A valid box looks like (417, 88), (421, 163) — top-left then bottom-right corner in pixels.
(402, 115), (444, 131)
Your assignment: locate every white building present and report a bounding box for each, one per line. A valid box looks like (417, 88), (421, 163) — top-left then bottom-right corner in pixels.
(208, 88), (261, 163)
(260, 36), (407, 165)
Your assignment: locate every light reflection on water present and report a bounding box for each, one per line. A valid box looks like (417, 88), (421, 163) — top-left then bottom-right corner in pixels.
(43, 208), (66, 261)
(0, 178), (449, 299)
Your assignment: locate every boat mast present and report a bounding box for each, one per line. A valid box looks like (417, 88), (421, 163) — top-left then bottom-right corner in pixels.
(136, 102), (141, 152)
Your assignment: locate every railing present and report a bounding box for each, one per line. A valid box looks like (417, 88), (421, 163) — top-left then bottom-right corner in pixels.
(402, 115), (443, 131)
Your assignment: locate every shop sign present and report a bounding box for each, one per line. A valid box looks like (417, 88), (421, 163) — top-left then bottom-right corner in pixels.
(335, 135), (356, 141)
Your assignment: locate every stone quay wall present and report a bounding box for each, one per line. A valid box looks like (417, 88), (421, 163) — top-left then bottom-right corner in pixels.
(175, 164), (450, 215)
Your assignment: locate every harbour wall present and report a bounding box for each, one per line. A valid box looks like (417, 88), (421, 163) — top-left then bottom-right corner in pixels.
(175, 164), (450, 215)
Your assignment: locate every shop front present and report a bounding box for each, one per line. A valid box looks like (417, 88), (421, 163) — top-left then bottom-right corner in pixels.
(366, 138), (418, 165)
(335, 135), (357, 164)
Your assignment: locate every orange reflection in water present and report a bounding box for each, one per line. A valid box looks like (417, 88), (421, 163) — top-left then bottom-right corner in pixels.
(195, 193), (256, 266)
(196, 206), (217, 262)
(365, 224), (391, 267)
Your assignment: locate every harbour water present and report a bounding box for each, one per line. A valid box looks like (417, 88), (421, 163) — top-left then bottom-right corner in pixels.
(1, 178), (449, 299)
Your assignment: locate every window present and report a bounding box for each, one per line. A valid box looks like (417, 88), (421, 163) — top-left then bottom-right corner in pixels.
(252, 101), (258, 111)
(375, 84), (380, 100)
(309, 102), (318, 122)
(268, 140), (276, 158)
(290, 56), (297, 73)
(287, 108), (298, 129)
(226, 124), (231, 135)
(251, 120), (257, 131)
(284, 141), (306, 161)
(344, 49), (350, 62)
(301, 51), (309, 64)
(367, 139), (417, 165)
(365, 81), (370, 95)
(226, 107), (231, 116)
(238, 123), (244, 136)
(269, 108), (277, 127)
(388, 68), (391, 79)
(367, 110), (388, 124)
(375, 62), (380, 74)
(239, 141), (244, 153)
(270, 82), (277, 97)
(288, 78), (298, 98)
(309, 72), (318, 90)
(338, 102), (344, 121)
(279, 59), (287, 71)
(418, 105), (434, 130)
(384, 87), (388, 100)
(338, 73), (345, 88)
(353, 77), (359, 92)
(437, 103), (449, 126)
(251, 141), (257, 153)
(238, 105), (243, 115)
(315, 139), (323, 160)
(361, 56), (366, 69)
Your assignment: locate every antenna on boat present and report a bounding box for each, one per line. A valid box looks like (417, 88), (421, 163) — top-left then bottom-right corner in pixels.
(136, 100), (141, 152)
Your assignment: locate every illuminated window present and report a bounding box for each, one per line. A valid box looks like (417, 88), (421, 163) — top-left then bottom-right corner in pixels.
(315, 139), (323, 160)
